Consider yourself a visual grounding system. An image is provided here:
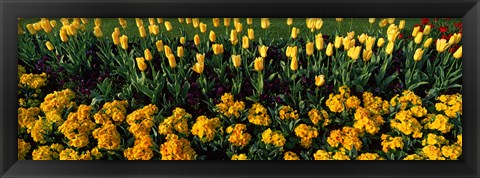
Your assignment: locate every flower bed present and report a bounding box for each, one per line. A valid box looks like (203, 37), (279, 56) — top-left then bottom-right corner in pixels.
(18, 18), (462, 160)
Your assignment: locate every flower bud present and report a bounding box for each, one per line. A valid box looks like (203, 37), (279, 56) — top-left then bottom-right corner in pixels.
(149, 25), (160, 35)
(118, 18), (127, 29)
(423, 38), (433, 48)
(45, 41), (54, 51)
(212, 18), (220, 27)
(286, 18), (293, 26)
(185, 18), (192, 24)
(136, 57), (147, 71)
(196, 53), (205, 63)
(334, 36), (343, 49)
(66, 25), (77, 36)
(246, 18), (253, 25)
(413, 48), (424, 61)
(242, 36), (249, 49)
(230, 29), (238, 45)
(254, 57), (264, 71)
(167, 54), (176, 68)
(258, 45), (268, 58)
(385, 41), (394, 55)
(192, 62), (204, 74)
(348, 46), (362, 60)
(41, 20), (52, 33)
(120, 35), (128, 50)
(423, 25), (431, 35)
(387, 18), (395, 24)
(336, 18), (344, 22)
(362, 49), (373, 61)
(177, 46), (184, 58)
(200, 22), (207, 33)
(26, 24), (36, 35)
(453, 46), (462, 59)
(248, 28), (254, 40)
(377, 38), (385, 47)
(326, 43), (333, 57)
(164, 21), (173, 31)
(144, 49), (153, 61)
(178, 18), (184, 23)
(93, 26), (103, 38)
(306, 42), (314, 56)
(224, 18), (231, 27)
(315, 75), (325, 87)
(379, 18), (388, 27)
(290, 56), (298, 71)
(231, 55), (241, 68)
(194, 34), (200, 46)
(235, 22), (242, 33)
(157, 18), (164, 24)
(233, 18), (240, 25)
(414, 32), (423, 44)
(212, 44), (224, 55)
(135, 18), (143, 27)
(112, 31), (120, 45)
(149, 18), (156, 25)
(156, 40), (164, 52)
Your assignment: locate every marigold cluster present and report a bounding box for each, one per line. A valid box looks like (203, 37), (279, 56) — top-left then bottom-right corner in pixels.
(247, 103), (271, 126)
(18, 72), (48, 89)
(92, 121), (121, 150)
(353, 107), (385, 135)
(226, 124), (252, 147)
(284, 151), (300, 160)
(294, 124), (318, 148)
(159, 107), (191, 136)
(327, 127), (362, 151)
(308, 108), (330, 126)
(381, 134), (404, 153)
(216, 93), (245, 118)
(160, 134), (197, 160)
(279, 105), (299, 120)
(18, 139), (31, 160)
(356, 153), (385, 160)
(231, 154), (248, 160)
(59, 148), (94, 160)
(362, 91), (389, 115)
(435, 94), (462, 118)
(124, 134), (155, 160)
(422, 114), (453, 134)
(58, 105), (96, 148)
(261, 128), (286, 147)
(126, 104), (158, 137)
(191, 116), (221, 142)
(390, 90), (422, 110)
(390, 110), (423, 138)
(94, 100), (128, 125)
(326, 86), (360, 112)
(18, 107), (41, 133)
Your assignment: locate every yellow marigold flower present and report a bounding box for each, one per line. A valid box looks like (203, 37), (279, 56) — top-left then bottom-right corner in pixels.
(313, 149), (332, 160)
(422, 133), (448, 146)
(423, 114), (453, 134)
(333, 151), (351, 160)
(159, 107), (192, 136)
(231, 154), (248, 160)
(19, 72), (48, 90)
(390, 110), (423, 138)
(353, 107), (385, 136)
(261, 128), (286, 147)
(18, 107), (41, 132)
(59, 148), (93, 160)
(441, 144), (462, 160)
(58, 105), (96, 148)
(284, 151), (300, 160)
(345, 95), (361, 110)
(124, 135), (154, 160)
(308, 108), (329, 126)
(279, 105), (299, 120)
(227, 124), (251, 147)
(381, 134), (404, 153)
(191, 116), (221, 142)
(294, 124), (318, 148)
(32, 145), (54, 160)
(126, 104), (158, 137)
(422, 145), (444, 160)
(18, 139), (31, 160)
(410, 105), (427, 117)
(403, 154), (424, 160)
(356, 153), (385, 160)
(247, 103), (271, 126)
(92, 121), (121, 150)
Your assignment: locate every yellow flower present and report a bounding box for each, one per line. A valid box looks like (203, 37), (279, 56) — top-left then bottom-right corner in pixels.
(148, 24), (160, 35)
(59, 28), (68, 42)
(306, 42), (314, 56)
(227, 124), (251, 147)
(157, 18), (164, 23)
(246, 18), (253, 25)
(449, 33), (462, 44)
(248, 28), (255, 40)
(231, 154), (248, 160)
(413, 48), (424, 62)
(112, 30), (120, 45)
(254, 57), (264, 71)
(291, 27), (299, 39)
(423, 25), (431, 35)
(315, 34), (324, 50)
(223, 18), (231, 27)
(436, 39), (449, 53)
(136, 57), (147, 71)
(167, 54), (176, 68)
(194, 34), (200, 46)
(118, 18), (127, 29)
(177, 46), (184, 58)
(212, 44), (224, 55)
(191, 116), (221, 142)
(247, 103), (271, 126)
(120, 35), (128, 50)
(315, 75), (325, 87)
(258, 45), (268, 58)
(209, 30), (216, 42)
(185, 18), (192, 24)
(365, 36), (376, 50)
(377, 38), (385, 47)
(385, 41), (394, 55)
(41, 20), (52, 33)
(242, 36), (249, 49)
(261, 128), (286, 147)
(45, 41), (54, 51)
(199, 22), (207, 33)
(290, 56), (298, 71)
(388, 18), (395, 24)
(336, 18), (344, 22)
(50, 20), (57, 28)
(164, 21), (173, 31)
(378, 18), (388, 27)
(398, 20), (406, 29)
(138, 25), (146, 38)
(230, 29), (238, 45)
(284, 151), (300, 160)
(212, 18), (220, 27)
(192, 62), (204, 74)
(180, 37), (186, 45)
(196, 53), (205, 63)
(362, 49), (373, 61)
(453, 46), (462, 59)
(368, 18), (376, 24)
(231, 55), (241, 68)
(348, 46), (362, 60)
(286, 18), (293, 26)
(156, 40), (164, 52)
(414, 32), (423, 44)
(315, 18), (323, 30)
(144, 49), (153, 61)
(423, 38), (433, 48)
(326, 42), (333, 56)
(412, 26), (420, 37)
(235, 22), (242, 33)
(294, 124), (318, 148)
(261, 18), (270, 29)
(334, 36), (343, 49)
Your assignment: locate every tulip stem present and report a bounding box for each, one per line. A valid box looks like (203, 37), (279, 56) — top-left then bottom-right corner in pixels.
(446, 59), (456, 80)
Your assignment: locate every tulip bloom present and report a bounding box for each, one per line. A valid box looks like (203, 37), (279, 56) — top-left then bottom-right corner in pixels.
(306, 42), (314, 56)
(387, 18), (395, 24)
(286, 18), (293, 26)
(185, 18), (192, 24)
(348, 46), (362, 60)
(212, 18), (220, 27)
(242, 36), (249, 49)
(164, 21), (173, 31)
(177, 18), (184, 23)
(235, 22), (243, 33)
(94, 18), (102, 27)
(315, 75), (325, 87)
(347, 31), (355, 40)
(177, 46), (184, 58)
(423, 25), (431, 35)
(66, 25), (78, 36)
(209, 30), (216, 42)
(60, 28), (68, 42)
(385, 41), (394, 55)
(136, 57), (147, 71)
(326, 43), (334, 57)
(135, 18), (143, 27)
(248, 28), (255, 40)
(246, 18), (253, 25)
(149, 18), (156, 25)
(156, 40), (164, 52)
(413, 48), (424, 62)
(254, 57), (264, 71)
(167, 54), (176, 68)
(157, 18), (164, 24)
(194, 34), (200, 46)
(180, 37), (186, 45)
(414, 32), (423, 44)
(258, 45), (268, 58)
(233, 18), (240, 25)
(144, 49), (153, 61)
(224, 18), (231, 27)
(118, 18), (127, 29)
(290, 56), (299, 71)
(196, 53), (205, 63)
(334, 36), (343, 49)
(423, 38), (433, 48)
(261, 18), (270, 29)
(377, 38), (385, 47)
(41, 20), (52, 33)
(315, 19), (323, 30)
(399, 20), (406, 30)
(231, 55), (242, 68)
(412, 26), (420, 37)
(26, 24), (36, 35)
(192, 62), (204, 74)
(365, 36), (376, 50)
(93, 26), (103, 38)
(357, 33), (367, 44)
(453, 46), (462, 59)
(342, 38), (354, 50)
(164, 45), (173, 56)
(368, 18), (376, 24)
(120, 35), (128, 50)
(200, 22), (207, 33)
(291, 27), (299, 39)
(112, 31), (120, 45)
(436, 39), (449, 53)
(378, 18), (388, 27)
(449, 33), (461, 44)
(45, 41), (54, 51)
(315, 34), (324, 50)
(230, 29), (238, 45)
(363, 49), (373, 62)
(212, 44), (224, 55)
(149, 25), (160, 35)
(50, 20), (57, 28)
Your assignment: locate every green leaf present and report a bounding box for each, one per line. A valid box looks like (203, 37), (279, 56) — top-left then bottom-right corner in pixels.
(408, 81), (429, 90)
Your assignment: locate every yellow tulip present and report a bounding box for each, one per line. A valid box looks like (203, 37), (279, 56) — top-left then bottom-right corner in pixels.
(315, 19), (323, 30)
(185, 18), (192, 24)
(144, 49), (153, 61)
(112, 31), (120, 45)
(80, 18), (88, 24)
(291, 27), (299, 39)
(60, 18), (69, 26)
(387, 18), (395, 24)
(66, 25), (77, 36)
(230, 29), (238, 45)
(114, 27), (120, 35)
(246, 18), (253, 25)
(357, 33), (367, 44)
(306, 18), (316, 30)
(180, 37), (186, 45)
(233, 18), (240, 25)
(315, 75), (325, 87)
(213, 18), (220, 27)
(192, 62), (204, 74)
(414, 32), (423, 44)
(423, 38), (433, 48)
(167, 54), (176, 68)
(398, 20), (406, 30)
(254, 57), (264, 71)
(336, 18), (344, 22)
(209, 30), (216, 42)
(423, 25), (431, 35)
(379, 18), (388, 27)
(94, 18), (102, 27)
(156, 40), (164, 52)
(365, 36), (376, 50)
(120, 35), (128, 50)
(286, 18), (293, 26)
(387, 27), (399, 42)
(377, 38), (385, 47)
(50, 20), (57, 28)
(164, 45), (173, 56)
(306, 42), (314, 56)
(436, 39), (449, 53)
(454, 33), (462, 44)
(18, 22), (24, 35)
(412, 26), (420, 37)
(346, 31), (355, 40)
(149, 25), (160, 35)
(157, 18), (164, 24)
(231, 55), (241, 68)
(136, 57), (147, 71)
(342, 38), (353, 50)
(194, 34), (200, 46)
(196, 53), (205, 63)
(290, 56), (298, 71)
(385, 41), (394, 55)
(368, 18), (376, 24)
(93, 26), (103, 38)
(26, 24), (36, 35)
(178, 18), (185, 23)
(118, 18), (127, 29)
(258, 45), (268, 58)
(224, 18), (231, 27)
(60, 28), (68, 42)
(248, 28), (254, 40)
(453, 46), (462, 59)
(413, 48), (424, 62)
(242, 36), (249, 49)
(200, 22), (207, 33)
(261, 18), (270, 29)
(164, 21), (173, 31)
(326, 43), (333, 57)
(334, 36), (343, 49)
(235, 22), (242, 33)
(362, 49), (373, 62)
(212, 44), (224, 55)
(449, 33), (461, 45)
(315, 34), (324, 50)
(45, 41), (54, 51)
(287, 46), (298, 58)
(348, 46), (362, 60)
(149, 18), (156, 25)
(177, 46), (184, 58)
(41, 20), (52, 33)
(135, 18), (143, 27)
